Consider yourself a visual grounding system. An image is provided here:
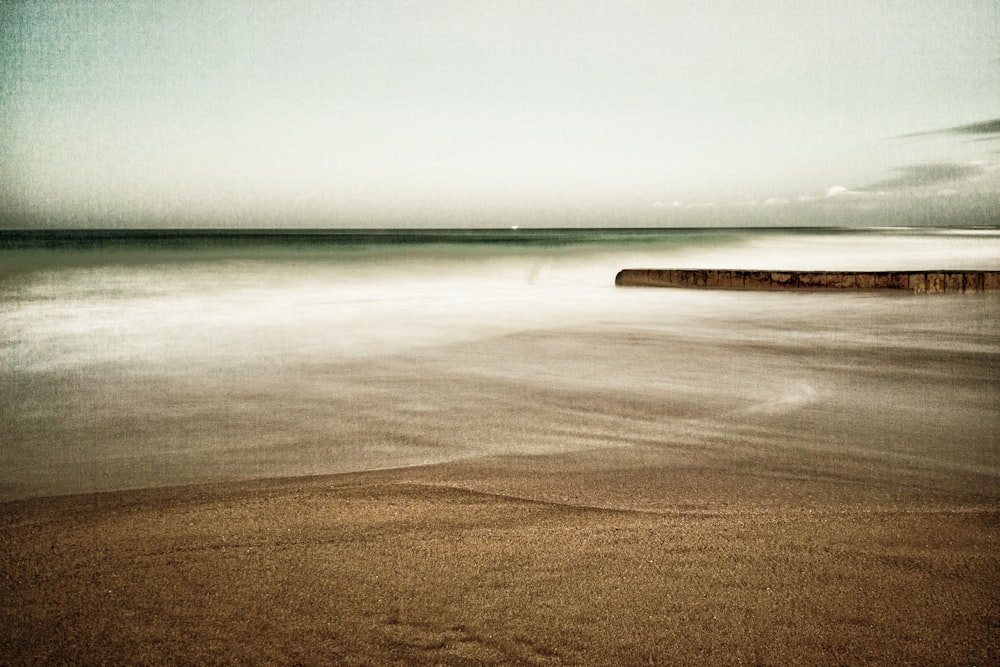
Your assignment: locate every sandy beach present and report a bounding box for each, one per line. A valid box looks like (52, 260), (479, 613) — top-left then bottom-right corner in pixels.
(2, 233), (998, 664)
(3, 447), (998, 665)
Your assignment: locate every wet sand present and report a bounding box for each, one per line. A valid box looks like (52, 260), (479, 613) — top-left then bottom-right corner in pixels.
(3, 450), (998, 666)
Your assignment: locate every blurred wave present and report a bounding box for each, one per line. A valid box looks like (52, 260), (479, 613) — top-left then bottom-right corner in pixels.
(1, 227), (998, 499)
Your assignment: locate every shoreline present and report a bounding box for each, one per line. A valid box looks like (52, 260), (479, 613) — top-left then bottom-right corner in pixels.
(3, 228), (998, 664)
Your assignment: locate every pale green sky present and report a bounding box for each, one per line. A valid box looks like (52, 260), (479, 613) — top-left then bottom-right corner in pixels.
(1, 0), (998, 226)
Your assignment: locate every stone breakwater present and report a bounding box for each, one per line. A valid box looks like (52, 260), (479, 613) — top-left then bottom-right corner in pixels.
(615, 269), (1000, 293)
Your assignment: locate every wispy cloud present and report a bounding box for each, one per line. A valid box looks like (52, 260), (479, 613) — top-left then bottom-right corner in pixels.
(897, 118), (1000, 139)
(946, 119), (1000, 135)
(863, 163), (985, 191)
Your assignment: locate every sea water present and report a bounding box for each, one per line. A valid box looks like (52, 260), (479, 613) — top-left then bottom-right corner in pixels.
(1, 227), (998, 500)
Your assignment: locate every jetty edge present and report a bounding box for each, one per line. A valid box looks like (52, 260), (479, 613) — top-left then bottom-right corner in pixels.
(615, 269), (1000, 293)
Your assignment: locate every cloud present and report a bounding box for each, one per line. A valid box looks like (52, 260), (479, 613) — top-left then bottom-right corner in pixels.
(824, 185), (864, 198)
(897, 118), (1000, 139)
(863, 163), (984, 191)
(945, 119), (1000, 136)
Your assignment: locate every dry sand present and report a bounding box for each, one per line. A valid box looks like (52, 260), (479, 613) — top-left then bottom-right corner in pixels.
(3, 452), (998, 666)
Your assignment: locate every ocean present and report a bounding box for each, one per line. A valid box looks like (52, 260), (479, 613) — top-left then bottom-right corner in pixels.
(1, 227), (998, 500)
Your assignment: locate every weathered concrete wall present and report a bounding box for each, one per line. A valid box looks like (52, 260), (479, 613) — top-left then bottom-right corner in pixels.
(615, 269), (1000, 293)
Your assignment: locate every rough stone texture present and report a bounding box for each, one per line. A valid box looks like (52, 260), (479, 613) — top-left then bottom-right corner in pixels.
(616, 269), (1000, 293)
(926, 273), (945, 293)
(886, 273), (910, 289)
(855, 273), (876, 289)
(965, 273), (984, 291)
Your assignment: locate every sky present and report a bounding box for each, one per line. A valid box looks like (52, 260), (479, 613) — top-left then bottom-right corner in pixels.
(1, 0), (998, 227)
